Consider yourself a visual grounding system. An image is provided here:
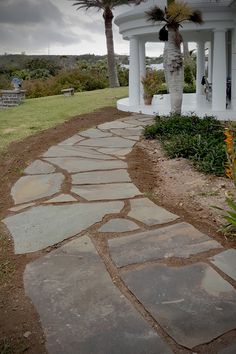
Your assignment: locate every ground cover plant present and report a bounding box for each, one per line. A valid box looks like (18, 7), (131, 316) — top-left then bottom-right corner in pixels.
(0, 87), (128, 153)
(144, 114), (226, 175)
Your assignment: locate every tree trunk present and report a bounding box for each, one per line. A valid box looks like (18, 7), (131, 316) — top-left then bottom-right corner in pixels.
(103, 8), (120, 88)
(165, 27), (184, 114)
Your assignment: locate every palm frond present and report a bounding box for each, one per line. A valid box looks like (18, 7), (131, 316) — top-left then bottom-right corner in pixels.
(146, 6), (166, 23)
(71, 0), (104, 11)
(189, 10), (203, 24)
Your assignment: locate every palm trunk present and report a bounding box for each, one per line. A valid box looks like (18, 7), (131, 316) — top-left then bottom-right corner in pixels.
(165, 27), (184, 114)
(103, 8), (119, 88)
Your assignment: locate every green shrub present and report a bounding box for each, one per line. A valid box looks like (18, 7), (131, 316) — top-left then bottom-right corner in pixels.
(144, 114), (226, 176)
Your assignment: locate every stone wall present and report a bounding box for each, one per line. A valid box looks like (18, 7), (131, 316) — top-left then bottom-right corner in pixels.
(0, 90), (26, 108)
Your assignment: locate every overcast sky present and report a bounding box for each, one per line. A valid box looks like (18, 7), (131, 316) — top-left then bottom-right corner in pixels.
(0, 0), (166, 57)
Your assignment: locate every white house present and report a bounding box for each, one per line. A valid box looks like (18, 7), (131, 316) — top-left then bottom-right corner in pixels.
(115, 0), (236, 119)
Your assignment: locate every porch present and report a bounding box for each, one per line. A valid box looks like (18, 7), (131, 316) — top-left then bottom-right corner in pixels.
(117, 93), (236, 120)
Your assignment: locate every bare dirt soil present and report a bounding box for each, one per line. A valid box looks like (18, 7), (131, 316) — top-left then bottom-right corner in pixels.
(128, 139), (236, 250)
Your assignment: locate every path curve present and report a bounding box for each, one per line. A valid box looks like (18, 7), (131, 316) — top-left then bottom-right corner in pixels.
(2, 114), (236, 354)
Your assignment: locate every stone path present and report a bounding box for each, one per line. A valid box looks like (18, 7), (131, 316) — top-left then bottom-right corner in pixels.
(2, 114), (236, 353)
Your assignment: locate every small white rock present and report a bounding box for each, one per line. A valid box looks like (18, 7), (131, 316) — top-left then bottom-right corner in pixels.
(23, 331), (32, 338)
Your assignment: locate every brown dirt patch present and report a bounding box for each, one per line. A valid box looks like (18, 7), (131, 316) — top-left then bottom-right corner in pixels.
(127, 139), (236, 249)
(0, 107), (130, 354)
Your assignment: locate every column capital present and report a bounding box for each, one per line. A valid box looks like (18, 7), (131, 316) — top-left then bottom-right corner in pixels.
(213, 28), (227, 33)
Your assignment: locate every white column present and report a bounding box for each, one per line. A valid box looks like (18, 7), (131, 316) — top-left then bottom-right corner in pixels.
(196, 41), (205, 95)
(139, 40), (146, 102)
(212, 29), (227, 111)
(232, 26), (236, 110)
(129, 36), (140, 106)
(207, 41), (212, 83)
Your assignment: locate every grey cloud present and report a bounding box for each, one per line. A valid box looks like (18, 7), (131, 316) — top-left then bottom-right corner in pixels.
(0, 0), (64, 25)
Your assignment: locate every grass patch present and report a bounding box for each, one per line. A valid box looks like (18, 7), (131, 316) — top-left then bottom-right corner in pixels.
(144, 114), (226, 176)
(0, 87), (128, 153)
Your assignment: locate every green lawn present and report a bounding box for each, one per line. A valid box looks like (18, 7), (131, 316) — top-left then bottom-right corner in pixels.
(0, 87), (128, 153)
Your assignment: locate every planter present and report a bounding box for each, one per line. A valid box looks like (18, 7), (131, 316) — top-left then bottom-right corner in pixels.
(144, 96), (153, 105)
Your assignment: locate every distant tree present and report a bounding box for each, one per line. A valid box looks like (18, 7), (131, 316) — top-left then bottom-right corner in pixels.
(70, 0), (144, 88)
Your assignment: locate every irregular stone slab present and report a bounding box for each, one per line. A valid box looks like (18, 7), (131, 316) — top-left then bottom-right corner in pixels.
(43, 194), (77, 204)
(122, 263), (236, 349)
(24, 236), (172, 354)
(210, 249), (236, 281)
(110, 127), (143, 137)
(24, 160), (56, 175)
(109, 222), (222, 267)
(98, 218), (139, 233)
(9, 202), (35, 212)
(98, 121), (138, 130)
(78, 137), (135, 148)
(128, 198), (178, 226)
(72, 183), (142, 201)
(97, 147), (132, 157)
(11, 173), (64, 204)
(72, 169), (131, 185)
(218, 343), (236, 354)
(125, 136), (140, 141)
(58, 135), (84, 145)
(43, 146), (114, 160)
(79, 128), (112, 138)
(3, 201), (124, 254)
(121, 118), (149, 126)
(44, 157), (126, 173)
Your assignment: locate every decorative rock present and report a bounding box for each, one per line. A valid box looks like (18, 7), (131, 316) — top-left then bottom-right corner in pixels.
(11, 173), (64, 204)
(24, 236), (173, 354)
(3, 201), (124, 253)
(23, 331), (32, 338)
(72, 183), (142, 201)
(122, 263), (236, 349)
(43, 194), (77, 204)
(72, 169), (131, 185)
(43, 146), (114, 160)
(24, 160), (56, 175)
(79, 128), (112, 138)
(98, 218), (139, 233)
(210, 249), (236, 281)
(78, 137), (136, 148)
(108, 222), (222, 267)
(44, 157), (127, 173)
(128, 198), (178, 226)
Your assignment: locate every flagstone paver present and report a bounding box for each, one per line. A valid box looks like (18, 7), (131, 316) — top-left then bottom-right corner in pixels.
(210, 249), (236, 281)
(122, 263), (236, 349)
(58, 134), (84, 145)
(3, 201), (124, 253)
(72, 183), (142, 201)
(11, 173), (64, 204)
(3, 114), (236, 353)
(44, 157), (127, 173)
(72, 169), (131, 185)
(128, 198), (178, 225)
(78, 136), (136, 148)
(43, 194), (77, 203)
(98, 218), (139, 233)
(24, 236), (173, 354)
(43, 146), (115, 159)
(109, 222), (222, 267)
(79, 127), (112, 138)
(24, 160), (56, 175)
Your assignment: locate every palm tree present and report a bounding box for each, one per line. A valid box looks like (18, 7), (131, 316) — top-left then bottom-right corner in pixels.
(71, 0), (143, 88)
(146, 1), (203, 114)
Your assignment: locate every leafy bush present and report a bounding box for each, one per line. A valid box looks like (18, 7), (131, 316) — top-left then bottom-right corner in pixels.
(144, 114), (226, 175)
